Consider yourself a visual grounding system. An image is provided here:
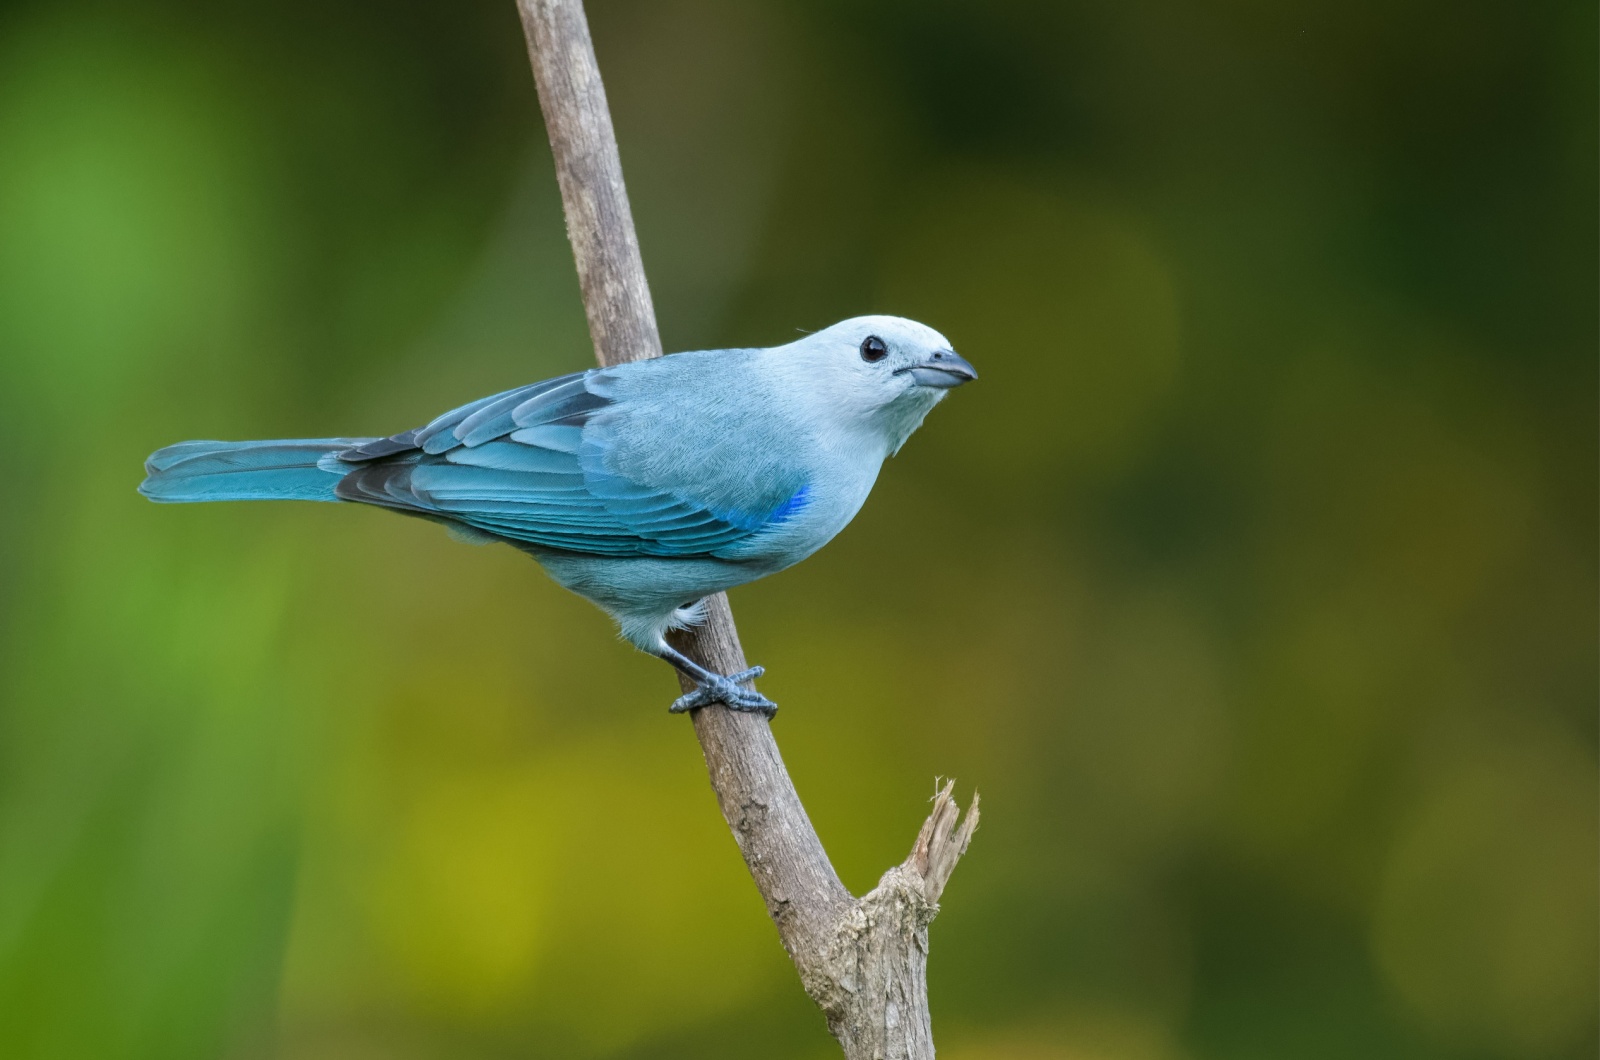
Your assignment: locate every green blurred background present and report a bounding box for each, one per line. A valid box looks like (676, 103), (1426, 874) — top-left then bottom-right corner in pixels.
(0, 0), (1594, 1057)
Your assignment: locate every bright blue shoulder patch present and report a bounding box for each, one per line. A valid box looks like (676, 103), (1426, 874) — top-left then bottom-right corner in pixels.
(768, 483), (811, 524)
(710, 482), (810, 533)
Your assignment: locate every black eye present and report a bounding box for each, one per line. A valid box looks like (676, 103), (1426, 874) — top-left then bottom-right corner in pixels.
(860, 335), (888, 362)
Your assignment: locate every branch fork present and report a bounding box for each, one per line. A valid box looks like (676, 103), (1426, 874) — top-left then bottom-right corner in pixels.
(808, 783), (980, 1057)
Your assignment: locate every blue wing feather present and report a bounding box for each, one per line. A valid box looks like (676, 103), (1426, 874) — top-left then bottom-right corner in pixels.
(328, 367), (808, 558)
(442, 441), (577, 474)
(508, 425), (583, 452)
(413, 374), (582, 454)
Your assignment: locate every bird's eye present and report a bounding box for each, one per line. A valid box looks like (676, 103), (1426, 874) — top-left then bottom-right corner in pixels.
(860, 335), (888, 362)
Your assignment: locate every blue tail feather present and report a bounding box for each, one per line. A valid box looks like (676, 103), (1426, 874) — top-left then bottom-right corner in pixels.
(139, 439), (374, 503)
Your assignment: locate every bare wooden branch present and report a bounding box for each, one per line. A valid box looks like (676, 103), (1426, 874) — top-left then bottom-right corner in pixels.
(516, 0), (662, 368)
(515, 3), (977, 1055)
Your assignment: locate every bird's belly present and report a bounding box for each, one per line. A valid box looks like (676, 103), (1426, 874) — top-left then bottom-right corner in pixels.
(526, 455), (880, 647)
(531, 550), (759, 615)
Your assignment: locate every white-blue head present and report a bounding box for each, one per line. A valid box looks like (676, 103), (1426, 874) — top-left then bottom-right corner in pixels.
(773, 315), (976, 454)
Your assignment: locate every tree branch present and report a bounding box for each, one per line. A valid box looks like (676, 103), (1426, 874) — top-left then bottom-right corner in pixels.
(515, 3), (977, 1055)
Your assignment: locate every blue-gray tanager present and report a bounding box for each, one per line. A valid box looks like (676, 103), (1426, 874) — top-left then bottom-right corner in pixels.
(140, 315), (975, 714)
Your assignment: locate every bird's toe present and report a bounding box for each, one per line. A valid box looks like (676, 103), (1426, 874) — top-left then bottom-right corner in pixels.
(666, 666), (774, 717)
(725, 691), (778, 718)
(668, 687), (712, 714)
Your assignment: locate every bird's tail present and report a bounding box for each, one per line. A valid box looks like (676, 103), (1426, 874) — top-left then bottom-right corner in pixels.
(139, 438), (377, 503)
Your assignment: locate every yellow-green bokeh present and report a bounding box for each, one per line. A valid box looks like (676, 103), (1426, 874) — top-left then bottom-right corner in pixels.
(0, 2), (1593, 1059)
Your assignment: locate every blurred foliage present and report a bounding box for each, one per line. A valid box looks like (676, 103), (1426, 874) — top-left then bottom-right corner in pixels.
(0, 0), (1594, 1058)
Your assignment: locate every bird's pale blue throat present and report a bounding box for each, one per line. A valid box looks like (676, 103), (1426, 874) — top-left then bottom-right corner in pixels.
(140, 315), (976, 715)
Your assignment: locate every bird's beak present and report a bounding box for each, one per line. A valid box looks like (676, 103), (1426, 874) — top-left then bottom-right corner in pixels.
(898, 349), (978, 389)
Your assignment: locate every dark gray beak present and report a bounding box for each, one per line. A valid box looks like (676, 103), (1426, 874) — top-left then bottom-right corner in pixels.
(899, 349), (978, 389)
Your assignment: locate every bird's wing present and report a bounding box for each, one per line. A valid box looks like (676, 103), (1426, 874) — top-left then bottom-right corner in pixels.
(332, 365), (809, 558)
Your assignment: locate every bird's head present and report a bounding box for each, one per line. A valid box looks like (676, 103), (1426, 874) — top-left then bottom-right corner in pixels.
(778, 315), (976, 454)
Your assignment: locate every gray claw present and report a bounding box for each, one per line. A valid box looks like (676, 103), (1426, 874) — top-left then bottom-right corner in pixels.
(668, 665), (776, 717)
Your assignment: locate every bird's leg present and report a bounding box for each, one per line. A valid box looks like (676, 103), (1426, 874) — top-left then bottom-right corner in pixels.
(656, 644), (776, 717)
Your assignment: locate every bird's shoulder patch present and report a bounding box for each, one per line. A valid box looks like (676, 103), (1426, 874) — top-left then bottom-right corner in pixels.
(708, 482), (811, 532)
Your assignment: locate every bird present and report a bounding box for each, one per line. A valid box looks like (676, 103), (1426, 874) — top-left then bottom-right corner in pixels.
(140, 315), (976, 715)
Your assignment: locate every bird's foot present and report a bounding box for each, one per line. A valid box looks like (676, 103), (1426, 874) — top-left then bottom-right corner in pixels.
(668, 666), (776, 717)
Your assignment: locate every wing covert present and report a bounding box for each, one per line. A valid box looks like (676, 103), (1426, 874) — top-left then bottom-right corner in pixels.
(333, 364), (809, 558)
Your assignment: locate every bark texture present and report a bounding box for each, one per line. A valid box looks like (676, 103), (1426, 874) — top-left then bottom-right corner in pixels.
(516, 0), (662, 370)
(516, 3), (978, 1055)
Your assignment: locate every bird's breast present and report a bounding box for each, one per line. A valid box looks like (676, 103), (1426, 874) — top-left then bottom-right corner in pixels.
(716, 451), (882, 570)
